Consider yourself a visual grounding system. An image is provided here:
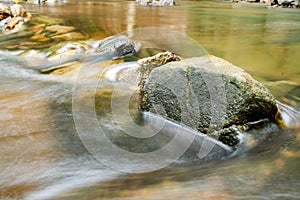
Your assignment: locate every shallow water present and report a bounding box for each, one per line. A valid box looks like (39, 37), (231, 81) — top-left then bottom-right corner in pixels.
(0, 1), (299, 199)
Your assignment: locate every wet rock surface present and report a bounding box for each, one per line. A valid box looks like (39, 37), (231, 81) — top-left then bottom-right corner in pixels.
(0, 3), (31, 32)
(140, 55), (279, 147)
(137, 51), (181, 88)
(19, 35), (141, 73)
(3, 15), (89, 50)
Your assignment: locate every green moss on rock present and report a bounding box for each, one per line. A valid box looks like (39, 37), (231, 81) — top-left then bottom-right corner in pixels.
(141, 55), (279, 147)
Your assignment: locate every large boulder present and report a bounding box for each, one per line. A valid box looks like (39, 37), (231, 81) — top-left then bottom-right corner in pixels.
(141, 55), (279, 141)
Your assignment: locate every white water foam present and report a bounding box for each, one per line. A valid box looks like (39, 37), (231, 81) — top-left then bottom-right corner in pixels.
(103, 61), (138, 82)
(277, 100), (300, 129)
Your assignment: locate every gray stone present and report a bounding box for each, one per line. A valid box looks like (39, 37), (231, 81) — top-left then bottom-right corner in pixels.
(86, 35), (141, 59)
(141, 55), (279, 139)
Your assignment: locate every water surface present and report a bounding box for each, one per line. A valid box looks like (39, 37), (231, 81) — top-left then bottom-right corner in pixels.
(0, 1), (299, 199)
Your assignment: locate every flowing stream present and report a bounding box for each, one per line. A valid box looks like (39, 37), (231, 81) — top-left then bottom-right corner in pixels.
(0, 1), (299, 199)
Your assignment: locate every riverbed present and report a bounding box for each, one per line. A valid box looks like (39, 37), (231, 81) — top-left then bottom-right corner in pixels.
(0, 1), (299, 199)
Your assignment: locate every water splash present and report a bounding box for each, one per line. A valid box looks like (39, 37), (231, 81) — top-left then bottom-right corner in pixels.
(277, 100), (300, 130)
(103, 61), (138, 82)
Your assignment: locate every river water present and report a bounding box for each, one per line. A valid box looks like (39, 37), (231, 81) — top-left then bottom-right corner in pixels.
(0, 1), (299, 199)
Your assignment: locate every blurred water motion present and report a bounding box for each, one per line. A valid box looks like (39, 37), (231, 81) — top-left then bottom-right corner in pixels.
(0, 1), (299, 199)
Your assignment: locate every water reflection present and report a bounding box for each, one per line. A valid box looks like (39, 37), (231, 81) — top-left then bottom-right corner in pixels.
(19, 0), (300, 82)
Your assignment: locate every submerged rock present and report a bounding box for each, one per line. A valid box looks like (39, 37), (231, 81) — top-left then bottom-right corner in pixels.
(140, 55), (279, 147)
(44, 25), (75, 35)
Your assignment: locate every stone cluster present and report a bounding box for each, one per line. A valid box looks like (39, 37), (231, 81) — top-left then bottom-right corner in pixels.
(0, 3), (31, 31)
(136, 0), (174, 6)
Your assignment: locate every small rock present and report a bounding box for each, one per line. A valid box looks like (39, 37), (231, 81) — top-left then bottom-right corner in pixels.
(4, 16), (24, 30)
(137, 51), (181, 88)
(10, 4), (25, 17)
(45, 25), (76, 35)
(0, 3), (11, 20)
(30, 32), (51, 42)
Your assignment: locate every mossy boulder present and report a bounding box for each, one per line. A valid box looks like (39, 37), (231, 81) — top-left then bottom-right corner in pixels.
(141, 55), (279, 146)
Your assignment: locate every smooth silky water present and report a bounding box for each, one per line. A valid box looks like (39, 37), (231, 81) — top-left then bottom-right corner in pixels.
(0, 1), (299, 199)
